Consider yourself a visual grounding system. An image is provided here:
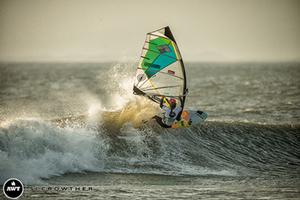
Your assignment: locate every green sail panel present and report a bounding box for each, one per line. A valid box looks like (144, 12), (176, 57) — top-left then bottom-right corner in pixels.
(142, 37), (177, 78)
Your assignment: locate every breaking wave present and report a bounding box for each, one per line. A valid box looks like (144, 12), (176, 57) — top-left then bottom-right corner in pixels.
(0, 113), (299, 184)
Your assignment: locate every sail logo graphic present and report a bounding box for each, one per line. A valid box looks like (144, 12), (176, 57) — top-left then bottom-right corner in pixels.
(157, 45), (170, 54)
(2, 178), (24, 199)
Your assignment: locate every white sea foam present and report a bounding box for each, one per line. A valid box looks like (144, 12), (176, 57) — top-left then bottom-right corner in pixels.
(0, 119), (103, 184)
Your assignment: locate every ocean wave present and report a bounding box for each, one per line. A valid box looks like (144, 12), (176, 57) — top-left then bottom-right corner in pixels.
(0, 112), (299, 184)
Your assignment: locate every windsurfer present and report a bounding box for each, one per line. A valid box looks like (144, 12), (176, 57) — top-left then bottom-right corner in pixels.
(153, 96), (182, 128)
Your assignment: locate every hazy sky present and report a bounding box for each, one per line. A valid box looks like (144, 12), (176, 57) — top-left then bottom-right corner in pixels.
(0, 0), (300, 62)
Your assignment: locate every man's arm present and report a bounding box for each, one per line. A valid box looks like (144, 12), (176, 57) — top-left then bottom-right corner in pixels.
(160, 97), (164, 108)
(160, 96), (169, 108)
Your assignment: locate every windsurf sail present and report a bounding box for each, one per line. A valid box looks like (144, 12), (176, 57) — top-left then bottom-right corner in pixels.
(133, 26), (188, 109)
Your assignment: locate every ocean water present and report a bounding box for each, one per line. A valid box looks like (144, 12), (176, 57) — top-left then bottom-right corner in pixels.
(0, 62), (299, 199)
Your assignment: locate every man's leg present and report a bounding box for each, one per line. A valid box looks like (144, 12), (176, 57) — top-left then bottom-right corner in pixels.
(152, 116), (171, 128)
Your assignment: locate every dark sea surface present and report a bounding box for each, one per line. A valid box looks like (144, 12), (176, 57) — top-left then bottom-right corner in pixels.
(0, 62), (299, 199)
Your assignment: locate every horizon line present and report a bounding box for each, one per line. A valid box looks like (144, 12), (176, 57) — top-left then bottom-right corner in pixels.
(1, 60), (300, 64)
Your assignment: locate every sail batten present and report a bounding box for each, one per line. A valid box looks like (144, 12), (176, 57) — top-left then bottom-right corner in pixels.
(133, 26), (187, 109)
